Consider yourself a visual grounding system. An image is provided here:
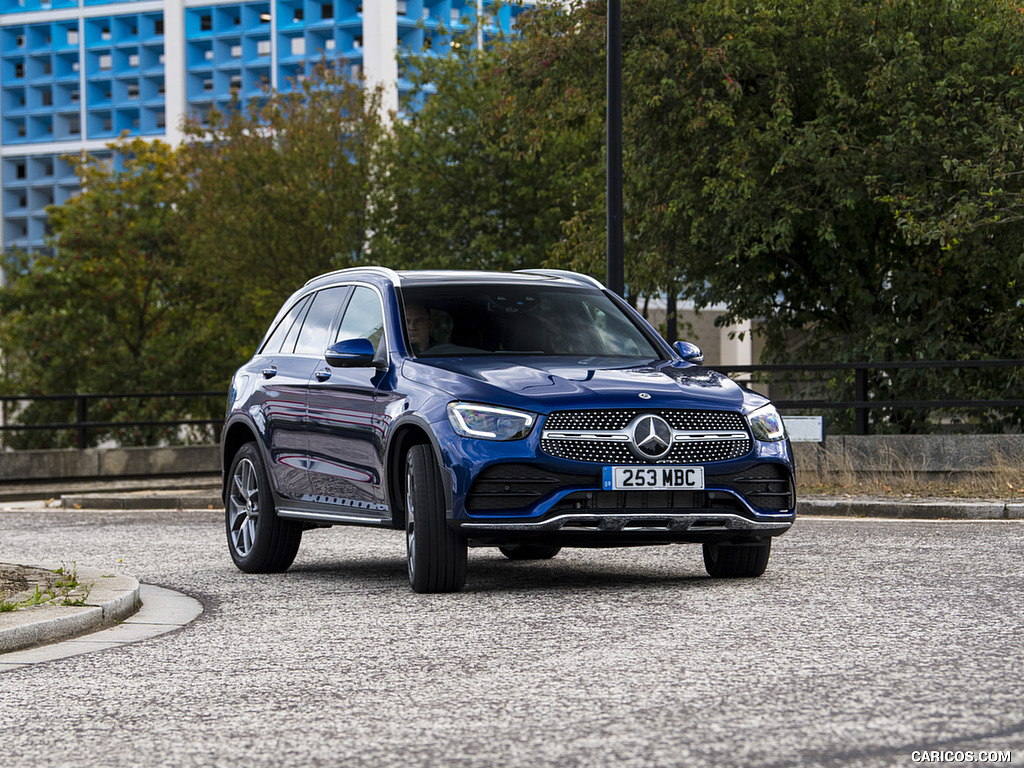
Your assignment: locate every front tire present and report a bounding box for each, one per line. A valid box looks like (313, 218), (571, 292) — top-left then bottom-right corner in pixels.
(405, 444), (467, 593)
(703, 539), (771, 578)
(226, 443), (302, 573)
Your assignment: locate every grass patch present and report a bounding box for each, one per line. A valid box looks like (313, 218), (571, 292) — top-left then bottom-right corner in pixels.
(797, 443), (1024, 500)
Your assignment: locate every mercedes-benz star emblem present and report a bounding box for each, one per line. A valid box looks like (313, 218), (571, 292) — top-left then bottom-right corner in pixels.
(630, 415), (673, 459)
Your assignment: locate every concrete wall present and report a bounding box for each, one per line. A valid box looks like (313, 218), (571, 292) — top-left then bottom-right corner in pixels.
(2, 436), (1021, 484)
(0, 445), (219, 483)
(793, 435), (1024, 483)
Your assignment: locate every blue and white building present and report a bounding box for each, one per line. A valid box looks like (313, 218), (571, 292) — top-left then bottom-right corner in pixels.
(0, 0), (528, 252)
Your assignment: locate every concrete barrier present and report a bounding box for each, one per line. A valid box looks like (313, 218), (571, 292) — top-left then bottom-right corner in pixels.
(1, 436), (1020, 485)
(0, 445), (219, 483)
(793, 434), (1024, 482)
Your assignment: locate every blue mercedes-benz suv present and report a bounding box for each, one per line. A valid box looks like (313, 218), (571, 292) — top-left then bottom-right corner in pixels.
(221, 268), (796, 592)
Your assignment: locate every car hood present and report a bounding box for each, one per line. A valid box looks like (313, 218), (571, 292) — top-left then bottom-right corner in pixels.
(403, 357), (765, 413)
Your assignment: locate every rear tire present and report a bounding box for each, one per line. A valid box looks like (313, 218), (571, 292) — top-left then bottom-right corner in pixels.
(703, 539), (771, 578)
(405, 444), (467, 593)
(498, 543), (561, 560)
(226, 443), (302, 573)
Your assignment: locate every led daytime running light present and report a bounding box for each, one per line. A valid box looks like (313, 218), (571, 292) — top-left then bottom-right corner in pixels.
(447, 403), (536, 441)
(748, 405), (786, 442)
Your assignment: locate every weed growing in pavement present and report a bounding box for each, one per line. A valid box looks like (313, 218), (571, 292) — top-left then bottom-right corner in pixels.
(0, 562), (92, 612)
(51, 562), (91, 606)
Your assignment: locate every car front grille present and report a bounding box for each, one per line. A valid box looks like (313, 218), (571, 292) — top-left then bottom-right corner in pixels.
(540, 409), (752, 464)
(465, 464), (596, 512)
(708, 464), (795, 510)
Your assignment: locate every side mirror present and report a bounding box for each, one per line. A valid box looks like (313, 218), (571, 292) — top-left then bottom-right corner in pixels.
(673, 340), (704, 365)
(325, 338), (377, 368)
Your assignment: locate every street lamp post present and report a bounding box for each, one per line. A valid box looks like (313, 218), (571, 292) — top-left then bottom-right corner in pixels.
(607, 0), (624, 297)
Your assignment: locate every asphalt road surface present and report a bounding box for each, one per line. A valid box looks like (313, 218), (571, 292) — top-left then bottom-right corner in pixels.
(0, 506), (1021, 768)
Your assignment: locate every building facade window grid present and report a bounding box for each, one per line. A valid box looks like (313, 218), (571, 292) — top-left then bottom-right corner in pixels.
(1, 0), (527, 252)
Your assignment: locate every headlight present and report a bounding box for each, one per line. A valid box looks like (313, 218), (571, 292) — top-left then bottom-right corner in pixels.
(748, 405), (786, 442)
(447, 403), (536, 441)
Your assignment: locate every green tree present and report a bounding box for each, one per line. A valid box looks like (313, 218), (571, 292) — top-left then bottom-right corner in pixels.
(525, 0), (1024, 430)
(369, 10), (603, 272)
(0, 65), (385, 447)
(0, 138), (219, 447)
(180, 62), (385, 360)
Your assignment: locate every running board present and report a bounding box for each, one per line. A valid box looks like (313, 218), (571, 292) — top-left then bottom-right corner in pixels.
(277, 508), (393, 527)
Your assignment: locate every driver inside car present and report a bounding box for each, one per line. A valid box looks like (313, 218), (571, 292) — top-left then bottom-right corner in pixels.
(405, 303), (436, 355)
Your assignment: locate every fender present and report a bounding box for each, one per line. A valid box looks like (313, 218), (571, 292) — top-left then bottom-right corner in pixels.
(383, 411), (454, 527)
(221, 411), (273, 506)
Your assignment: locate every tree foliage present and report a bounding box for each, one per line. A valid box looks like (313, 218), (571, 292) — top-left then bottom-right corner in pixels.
(0, 138), (217, 446)
(181, 63), (385, 360)
(0, 65), (384, 446)
(530, 0), (1024, 430)
(3, 0), (1024, 439)
(368, 12), (603, 271)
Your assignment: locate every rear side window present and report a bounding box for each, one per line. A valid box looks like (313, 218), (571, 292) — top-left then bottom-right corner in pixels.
(261, 295), (312, 354)
(293, 287), (348, 356)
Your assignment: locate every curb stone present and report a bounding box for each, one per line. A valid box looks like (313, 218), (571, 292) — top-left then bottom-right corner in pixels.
(0, 564), (140, 653)
(60, 489), (221, 511)
(801, 495), (1019, 520)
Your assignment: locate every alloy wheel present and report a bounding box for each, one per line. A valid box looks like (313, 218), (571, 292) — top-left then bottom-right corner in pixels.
(228, 457), (260, 558)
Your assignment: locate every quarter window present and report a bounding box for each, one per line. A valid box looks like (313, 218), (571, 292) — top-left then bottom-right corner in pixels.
(261, 295), (311, 354)
(294, 287), (347, 355)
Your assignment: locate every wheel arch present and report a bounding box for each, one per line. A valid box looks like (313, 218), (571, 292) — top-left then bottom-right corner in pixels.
(221, 418), (261, 506)
(385, 420), (451, 530)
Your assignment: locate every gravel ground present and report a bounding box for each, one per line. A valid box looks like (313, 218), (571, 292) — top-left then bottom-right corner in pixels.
(0, 508), (1022, 768)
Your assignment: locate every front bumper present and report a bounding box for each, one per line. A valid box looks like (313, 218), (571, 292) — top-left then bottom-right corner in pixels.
(453, 456), (796, 547)
(461, 510), (792, 534)
(459, 509), (793, 548)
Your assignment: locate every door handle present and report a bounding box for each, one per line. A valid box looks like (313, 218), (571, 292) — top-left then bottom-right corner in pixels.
(315, 368), (332, 382)
(262, 366), (278, 379)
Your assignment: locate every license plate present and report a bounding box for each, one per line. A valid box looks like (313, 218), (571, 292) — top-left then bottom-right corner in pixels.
(602, 466), (705, 491)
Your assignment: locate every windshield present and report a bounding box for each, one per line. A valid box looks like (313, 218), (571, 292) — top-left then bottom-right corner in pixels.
(400, 284), (664, 360)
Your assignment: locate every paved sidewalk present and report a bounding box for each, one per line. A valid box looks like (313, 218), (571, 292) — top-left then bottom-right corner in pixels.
(802, 494), (1024, 520)
(0, 549), (203, 668)
(0, 582), (203, 671)
(0, 563), (139, 653)
(0, 483), (219, 665)
(0, 474), (220, 506)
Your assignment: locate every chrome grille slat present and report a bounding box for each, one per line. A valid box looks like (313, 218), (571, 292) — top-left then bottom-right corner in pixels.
(541, 409), (752, 464)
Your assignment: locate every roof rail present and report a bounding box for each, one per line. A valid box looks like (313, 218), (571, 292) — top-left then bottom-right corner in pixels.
(515, 269), (606, 289)
(304, 266), (402, 286)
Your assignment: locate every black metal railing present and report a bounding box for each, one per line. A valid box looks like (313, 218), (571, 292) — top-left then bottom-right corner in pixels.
(715, 359), (1024, 435)
(0, 391), (224, 450)
(1, 360), (1022, 446)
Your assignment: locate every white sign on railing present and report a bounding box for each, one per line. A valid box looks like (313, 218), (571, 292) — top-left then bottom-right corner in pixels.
(782, 415), (825, 443)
